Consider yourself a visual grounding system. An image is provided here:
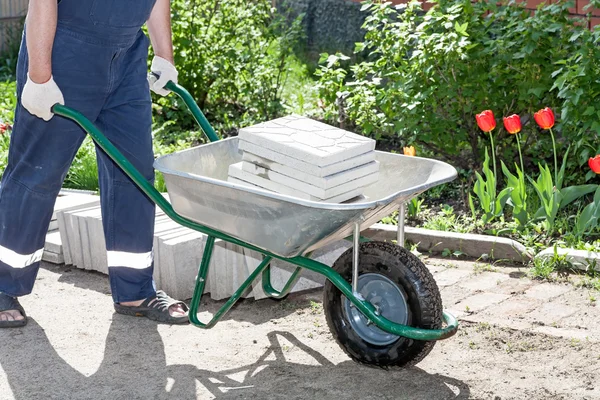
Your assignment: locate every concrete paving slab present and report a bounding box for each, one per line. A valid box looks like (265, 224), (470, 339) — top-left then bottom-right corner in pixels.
(525, 301), (579, 324)
(42, 251), (64, 264)
(458, 272), (510, 291)
(433, 268), (472, 287)
(238, 115), (375, 167)
(45, 230), (62, 255)
(454, 292), (511, 313)
(240, 140), (376, 177)
(524, 283), (572, 301)
(227, 176), (364, 203)
(230, 161), (377, 199)
(242, 153), (379, 190)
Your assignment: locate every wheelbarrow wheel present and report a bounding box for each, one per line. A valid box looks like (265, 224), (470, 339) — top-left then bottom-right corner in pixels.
(323, 241), (442, 368)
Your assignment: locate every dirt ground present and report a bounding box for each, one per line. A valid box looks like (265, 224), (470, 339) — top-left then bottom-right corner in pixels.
(1, 260), (599, 400)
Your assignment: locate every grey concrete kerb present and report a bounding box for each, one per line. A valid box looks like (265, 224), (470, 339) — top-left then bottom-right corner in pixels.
(536, 247), (600, 271)
(363, 223), (532, 263)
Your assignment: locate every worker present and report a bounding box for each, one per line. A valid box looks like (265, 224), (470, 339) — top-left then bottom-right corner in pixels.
(0, 0), (189, 327)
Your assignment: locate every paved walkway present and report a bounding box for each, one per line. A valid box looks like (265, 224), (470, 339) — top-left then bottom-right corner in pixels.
(431, 259), (600, 342)
(0, 258), (598, 399)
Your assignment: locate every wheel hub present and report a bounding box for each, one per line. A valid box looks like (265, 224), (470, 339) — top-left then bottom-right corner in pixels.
(344, 273), (408, 346)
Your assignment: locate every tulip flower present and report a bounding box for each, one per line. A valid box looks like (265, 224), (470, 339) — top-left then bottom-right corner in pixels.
(503, 115), (521, 134)
(503, 114), (524, 176)
(403, 146), (416, 156)
(534, 107), (558, 186)
(476, 110), (496, 132)
(533, 107), (555, 130)
(0, 123), (8, 134)
(590, 155), (600, 174)
(476, 110), (498, 188)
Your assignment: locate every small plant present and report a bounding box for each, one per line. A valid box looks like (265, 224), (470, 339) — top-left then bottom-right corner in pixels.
(309, 300), (322, 315)
(469, 146), (511, 224)
(407, 197), (425, 219)
(442, 248), (465, 258)
(473, 263), (497, 275)
(573, 186), (600, 239)
(529, 244), (574, 280)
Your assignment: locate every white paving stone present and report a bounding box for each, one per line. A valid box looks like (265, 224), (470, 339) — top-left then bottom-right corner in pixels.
(242, 152), (379, 190)
(42, 251), (64, 264)
(228, 165), (366, 203)
(536, 247), (600, 271)
(56, 199), (100, 266)
(251, 240), (351, 300)
(237, 161), (379, 198)
(240, 141), (376, 177)
(238, 115), (375, 167)
(45, 230), (62, 255)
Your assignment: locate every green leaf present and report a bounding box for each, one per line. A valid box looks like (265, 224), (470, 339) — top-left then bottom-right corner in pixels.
(560, 184), (599, 209)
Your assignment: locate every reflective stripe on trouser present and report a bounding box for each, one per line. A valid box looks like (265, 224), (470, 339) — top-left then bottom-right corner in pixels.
(0, 0), (157, 302)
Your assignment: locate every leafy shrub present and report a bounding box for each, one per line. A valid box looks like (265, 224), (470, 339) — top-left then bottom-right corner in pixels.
(152, 0), (304, 144)
(316, 0), (600, 176)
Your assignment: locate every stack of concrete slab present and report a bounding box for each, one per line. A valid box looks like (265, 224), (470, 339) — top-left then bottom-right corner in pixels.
(55, 192), (342, 301)
(228, 115), (379, 203)
(43, 192), (102, 265)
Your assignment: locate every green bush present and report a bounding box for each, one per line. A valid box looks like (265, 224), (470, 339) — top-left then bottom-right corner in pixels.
(152, 0), (304, 144)
(316, 0), (600, 176)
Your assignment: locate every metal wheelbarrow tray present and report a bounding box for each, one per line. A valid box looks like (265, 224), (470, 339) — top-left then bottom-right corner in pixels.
(154, 137), (457, 258)
(52, 81), (459, 369)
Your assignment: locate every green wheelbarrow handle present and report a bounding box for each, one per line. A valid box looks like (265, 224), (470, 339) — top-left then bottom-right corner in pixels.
(163, 81), (220, 143)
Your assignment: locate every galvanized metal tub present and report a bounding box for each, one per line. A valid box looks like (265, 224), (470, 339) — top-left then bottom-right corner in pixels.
(154, 137), (457, 258)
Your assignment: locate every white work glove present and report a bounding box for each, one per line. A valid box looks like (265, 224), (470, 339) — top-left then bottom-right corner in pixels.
(21, 75), (65, 121)
(148, 56), (178, 96)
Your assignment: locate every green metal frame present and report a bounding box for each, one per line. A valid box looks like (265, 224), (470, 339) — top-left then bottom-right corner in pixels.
(51, 82), (458, 342)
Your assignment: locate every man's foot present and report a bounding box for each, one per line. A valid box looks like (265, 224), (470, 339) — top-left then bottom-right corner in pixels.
(120, 298), (186, 318)
(0, 310), (25, 322)
(114, 290), (189, 324)
(0, 294), (28, 328)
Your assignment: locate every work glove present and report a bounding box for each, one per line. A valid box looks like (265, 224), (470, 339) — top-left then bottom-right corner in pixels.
(21, 75), (65, 121)
(148, 56), (178, 96)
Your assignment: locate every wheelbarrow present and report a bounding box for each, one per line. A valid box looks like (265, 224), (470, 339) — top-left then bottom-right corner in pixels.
(52, 81), (459, 368)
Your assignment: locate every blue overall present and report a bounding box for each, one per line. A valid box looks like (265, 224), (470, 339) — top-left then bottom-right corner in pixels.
(0, 0), (159, 303)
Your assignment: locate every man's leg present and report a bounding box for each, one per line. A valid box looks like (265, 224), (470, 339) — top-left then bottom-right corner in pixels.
(94, 32), (185, 319)
(0, 28), (110, 324)
(0, 85), (86, 322)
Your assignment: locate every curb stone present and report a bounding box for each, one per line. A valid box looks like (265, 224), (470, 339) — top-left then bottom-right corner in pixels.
(363, 223), (532, 262)
(536, 247), (600, 271)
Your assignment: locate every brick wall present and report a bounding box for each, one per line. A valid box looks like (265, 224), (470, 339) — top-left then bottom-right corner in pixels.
(351, 0), (600, 29)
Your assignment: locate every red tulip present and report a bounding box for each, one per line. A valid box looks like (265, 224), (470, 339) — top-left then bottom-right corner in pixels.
(503, 114), (522, 134)
(589, 155), (600, 174)
(476, 110), (496, 133)
(534, 107), (555, 130)
(0, 123), (7, 134)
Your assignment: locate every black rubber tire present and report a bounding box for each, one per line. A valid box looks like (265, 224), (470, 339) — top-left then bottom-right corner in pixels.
(323, 241), (443, 368)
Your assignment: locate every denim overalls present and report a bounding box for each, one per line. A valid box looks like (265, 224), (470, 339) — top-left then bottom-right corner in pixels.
(0, 0), (159, 303)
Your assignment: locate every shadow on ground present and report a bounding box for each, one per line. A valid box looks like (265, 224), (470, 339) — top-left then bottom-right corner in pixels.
(1, 318), (469, 400)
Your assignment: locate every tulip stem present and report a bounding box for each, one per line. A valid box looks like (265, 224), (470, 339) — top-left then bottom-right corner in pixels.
(488, 131), (497, 190)
(549, 127), (558, 187)
(516, 133), (524, 177)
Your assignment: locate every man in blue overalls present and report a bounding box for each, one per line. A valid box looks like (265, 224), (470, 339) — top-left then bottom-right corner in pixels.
(0, 0), (189, 326)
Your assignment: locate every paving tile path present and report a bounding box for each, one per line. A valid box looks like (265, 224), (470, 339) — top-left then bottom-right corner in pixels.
(1, 257), (599, 400)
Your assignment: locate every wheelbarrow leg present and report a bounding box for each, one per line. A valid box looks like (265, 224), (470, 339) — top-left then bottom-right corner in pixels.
(397, 202), (406, 248)
(188, 235), (273, 328)
(261, 262), (303, 299)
